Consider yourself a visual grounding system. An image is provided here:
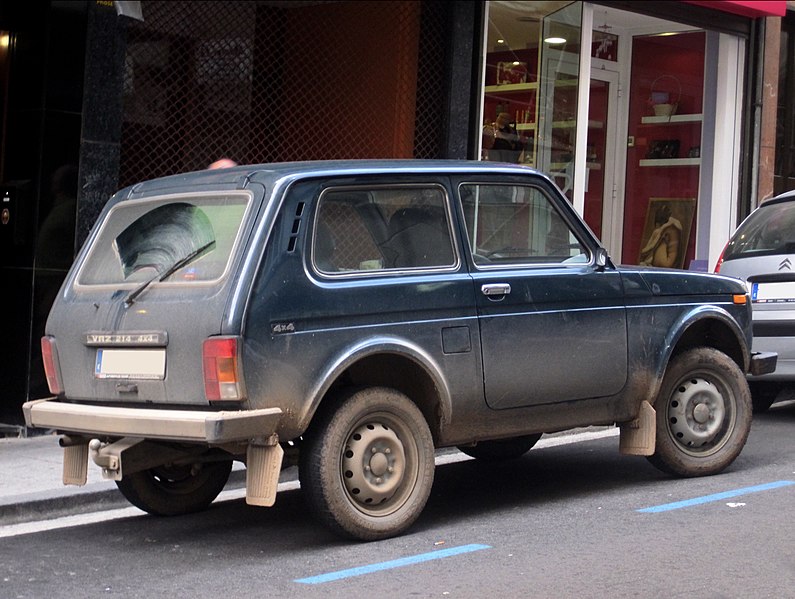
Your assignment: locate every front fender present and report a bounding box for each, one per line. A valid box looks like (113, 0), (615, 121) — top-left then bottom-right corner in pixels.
(645, 303), (750, 406)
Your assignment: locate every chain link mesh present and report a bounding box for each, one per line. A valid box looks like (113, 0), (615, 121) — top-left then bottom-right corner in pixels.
(120, 1), (448, 187)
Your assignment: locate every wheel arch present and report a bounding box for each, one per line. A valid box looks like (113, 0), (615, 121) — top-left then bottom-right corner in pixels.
(668, 307), (749, 371)
(648, 305), (750, 406)
(296, 337), (452, 442)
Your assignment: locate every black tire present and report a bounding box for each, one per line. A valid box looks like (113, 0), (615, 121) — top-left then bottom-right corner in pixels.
(748, 381), (782, 414)
(115, 460), (232, 516)
(457, 434), (542, 461)
(299, 387), (435, 541)
(647, 347), (752, 478)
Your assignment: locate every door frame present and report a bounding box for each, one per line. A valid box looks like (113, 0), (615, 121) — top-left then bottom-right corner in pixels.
(589, 58), (628, 259)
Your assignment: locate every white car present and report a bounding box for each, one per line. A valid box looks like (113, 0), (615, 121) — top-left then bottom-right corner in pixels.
(716, 190), (795, 411)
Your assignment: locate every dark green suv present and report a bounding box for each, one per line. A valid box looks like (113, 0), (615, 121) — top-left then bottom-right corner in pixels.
(24, 160), (775, 540)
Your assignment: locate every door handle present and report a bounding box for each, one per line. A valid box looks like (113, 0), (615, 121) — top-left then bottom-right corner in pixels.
(481, 283), (511, 296)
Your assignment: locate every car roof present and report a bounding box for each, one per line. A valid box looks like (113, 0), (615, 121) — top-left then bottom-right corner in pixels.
(127, 159), (552, 197)
(761, 188), (795, 207)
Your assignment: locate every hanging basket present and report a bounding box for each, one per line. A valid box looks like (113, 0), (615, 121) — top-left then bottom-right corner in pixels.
(649, 75), (681, 117)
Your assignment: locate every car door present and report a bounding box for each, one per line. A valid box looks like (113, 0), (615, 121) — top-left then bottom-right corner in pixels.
(452, 174), (628, 410)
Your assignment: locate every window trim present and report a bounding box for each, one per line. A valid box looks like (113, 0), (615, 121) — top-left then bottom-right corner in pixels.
(456, 180), (594, 271)
(310, 183), (462, 279)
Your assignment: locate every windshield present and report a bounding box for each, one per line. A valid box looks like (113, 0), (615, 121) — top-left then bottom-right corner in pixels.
(723, 200), (795, 261)
(77, 192), (250, 286)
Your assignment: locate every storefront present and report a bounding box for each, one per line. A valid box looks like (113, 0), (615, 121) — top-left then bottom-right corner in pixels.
(479, 1), (785, 271)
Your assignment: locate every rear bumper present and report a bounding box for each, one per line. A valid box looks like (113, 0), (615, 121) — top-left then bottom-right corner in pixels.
(22, 398), (282, 444)
(749, 351), (778, 377)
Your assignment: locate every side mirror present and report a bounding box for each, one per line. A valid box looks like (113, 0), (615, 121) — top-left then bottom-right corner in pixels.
(595, 247), (610, 270)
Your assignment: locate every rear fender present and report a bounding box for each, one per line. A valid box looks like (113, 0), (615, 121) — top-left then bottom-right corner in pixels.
(297, 336), (453, 436)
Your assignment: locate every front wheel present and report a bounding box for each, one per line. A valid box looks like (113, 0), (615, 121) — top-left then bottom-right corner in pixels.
(647, 347), (752, 478)
(299, 387), (435, 541)
(115, 460), (232, 516)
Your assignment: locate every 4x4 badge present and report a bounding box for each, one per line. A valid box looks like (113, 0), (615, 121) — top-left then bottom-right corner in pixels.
(779, 258), (792, 271)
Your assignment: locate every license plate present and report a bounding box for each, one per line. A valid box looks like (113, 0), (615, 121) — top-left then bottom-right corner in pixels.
(752, 281), (795, 303)
(95, 349), (166, 380)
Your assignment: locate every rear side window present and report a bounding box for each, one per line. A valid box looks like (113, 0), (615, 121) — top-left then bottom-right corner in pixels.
(313, 185), (457, 274)
(77, 192), (251, 286)
(459, 183), (588, 266)
(723, 200), (795, 261)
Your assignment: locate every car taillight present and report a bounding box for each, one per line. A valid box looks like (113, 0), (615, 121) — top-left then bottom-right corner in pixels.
(41, 336), (64, 395)
(203, 336), (243, 401)
(714, 244), (727, 272)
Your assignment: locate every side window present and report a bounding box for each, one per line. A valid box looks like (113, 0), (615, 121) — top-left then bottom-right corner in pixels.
(459, 183), (588, 266)
(313, 186), (457, 274)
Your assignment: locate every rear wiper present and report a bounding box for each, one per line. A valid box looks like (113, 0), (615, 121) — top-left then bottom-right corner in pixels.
(124, 240), (216, 307)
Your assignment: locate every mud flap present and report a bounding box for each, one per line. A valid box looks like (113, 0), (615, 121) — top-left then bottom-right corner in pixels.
(62, 442), (89, 486)
(619, 400), (656, 456)
(246, 440), (284, 507)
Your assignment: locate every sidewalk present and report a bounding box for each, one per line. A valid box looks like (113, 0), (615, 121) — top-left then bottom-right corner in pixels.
(0, 433), (248, 527)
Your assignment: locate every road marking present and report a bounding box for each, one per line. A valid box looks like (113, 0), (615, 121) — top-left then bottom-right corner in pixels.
(637, 480), (795, 513)
(294, 543), (491, 584)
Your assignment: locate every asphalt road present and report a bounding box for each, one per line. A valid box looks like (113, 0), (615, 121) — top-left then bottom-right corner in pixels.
(2, 402), (795, 599)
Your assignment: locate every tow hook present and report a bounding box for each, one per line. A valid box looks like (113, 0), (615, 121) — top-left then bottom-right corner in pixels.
(89, 437), (144, 480)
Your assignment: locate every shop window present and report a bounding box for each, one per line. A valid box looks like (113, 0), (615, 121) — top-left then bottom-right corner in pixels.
(481, 1), (582, 204)
(621, 31), (705, 269)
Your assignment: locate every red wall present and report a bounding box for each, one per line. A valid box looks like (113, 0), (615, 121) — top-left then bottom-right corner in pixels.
(282, 3), (421, 159)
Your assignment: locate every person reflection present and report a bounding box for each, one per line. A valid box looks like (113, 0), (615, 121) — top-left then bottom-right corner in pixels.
(487, 112), (524, 163)
(30, 164), (78, 398)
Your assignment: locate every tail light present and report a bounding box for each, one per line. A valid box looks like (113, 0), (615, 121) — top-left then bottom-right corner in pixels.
(203, 336), (244, 401)
(41, 336), (64, 395)
(714, 244), (727, 272)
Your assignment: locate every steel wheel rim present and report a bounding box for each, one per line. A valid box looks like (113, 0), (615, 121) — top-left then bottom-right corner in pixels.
(666, 373), (735, 457)
(340, 412), (417, 517)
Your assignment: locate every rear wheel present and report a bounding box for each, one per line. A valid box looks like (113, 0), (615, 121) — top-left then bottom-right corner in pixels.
(116, 460), (232, 516)
(647, 347), (752, 477)
(458, 434), (542, 461)
(299, 387), (435, 541)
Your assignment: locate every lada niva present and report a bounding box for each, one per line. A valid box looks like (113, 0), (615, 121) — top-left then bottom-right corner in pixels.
(23, 160), (776, 540)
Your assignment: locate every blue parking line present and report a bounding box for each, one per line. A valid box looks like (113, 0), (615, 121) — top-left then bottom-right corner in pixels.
(638, 480), (795, 513)
(295, 543), (491, 584)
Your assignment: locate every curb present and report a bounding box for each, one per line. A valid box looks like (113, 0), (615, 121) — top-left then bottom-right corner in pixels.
(0, 469), (248, 527)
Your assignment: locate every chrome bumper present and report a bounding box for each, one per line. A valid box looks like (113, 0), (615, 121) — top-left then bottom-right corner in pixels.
(22, 398), (282, 444)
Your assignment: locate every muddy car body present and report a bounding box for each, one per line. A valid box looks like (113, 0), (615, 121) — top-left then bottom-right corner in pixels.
(24, 160), (775, 540)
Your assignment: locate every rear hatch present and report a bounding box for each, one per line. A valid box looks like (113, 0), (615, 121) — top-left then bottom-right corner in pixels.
(47, 187), (259, 407)
(718, 197), (795, 321)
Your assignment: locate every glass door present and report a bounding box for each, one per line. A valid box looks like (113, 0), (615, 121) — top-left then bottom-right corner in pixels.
(584, 68), (619, 250)
(537, 3), (582, 203)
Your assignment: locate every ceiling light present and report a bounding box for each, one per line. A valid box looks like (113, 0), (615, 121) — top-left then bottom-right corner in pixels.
(544, 36), (566, 45)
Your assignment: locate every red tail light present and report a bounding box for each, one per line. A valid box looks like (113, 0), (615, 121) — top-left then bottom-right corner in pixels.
(203, 336), (243, 401)
(714, 244), (727, 272)
(41, 336), (63, 395)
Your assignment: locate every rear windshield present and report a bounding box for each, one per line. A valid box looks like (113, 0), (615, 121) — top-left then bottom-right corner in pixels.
(723, 200), (795, 262)
(77, 192), (250, 286)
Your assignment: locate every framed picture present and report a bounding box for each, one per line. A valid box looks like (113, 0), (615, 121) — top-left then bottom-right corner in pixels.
(496, 61), (527, 85)
(638, 197), (696, 269)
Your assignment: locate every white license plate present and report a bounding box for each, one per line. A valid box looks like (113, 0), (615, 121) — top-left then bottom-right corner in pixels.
(95, 349), (166, 380)
(752, 281), (795, 303)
